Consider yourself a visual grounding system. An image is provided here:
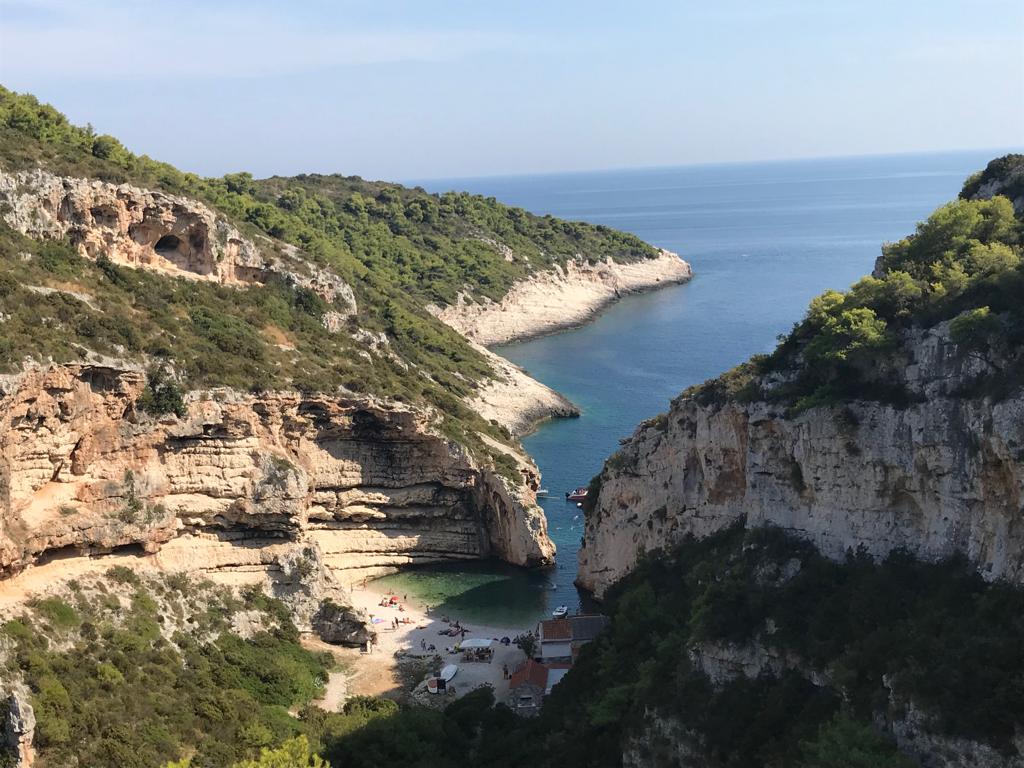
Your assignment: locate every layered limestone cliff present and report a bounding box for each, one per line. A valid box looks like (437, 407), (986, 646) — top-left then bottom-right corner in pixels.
(0, 363), (554, 600)
(578, 320), (1024, 597)
(435, 249), (693, 346)
(0, 168), (357, 313)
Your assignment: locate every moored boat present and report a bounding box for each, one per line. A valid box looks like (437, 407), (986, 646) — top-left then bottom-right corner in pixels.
(552, 605), (568, 619)
(565, 487), (588, 501)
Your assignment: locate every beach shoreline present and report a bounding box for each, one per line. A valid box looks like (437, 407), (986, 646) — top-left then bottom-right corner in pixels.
(315, 580), (535, 709)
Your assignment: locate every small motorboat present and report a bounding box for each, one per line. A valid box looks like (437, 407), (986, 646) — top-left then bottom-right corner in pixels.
(566, 487), (588, 502)
(536, 488), (549, 497)
(552, 605), (569, 619)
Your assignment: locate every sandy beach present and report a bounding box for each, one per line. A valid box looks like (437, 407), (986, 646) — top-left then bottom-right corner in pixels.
(310, 581), (533, 710)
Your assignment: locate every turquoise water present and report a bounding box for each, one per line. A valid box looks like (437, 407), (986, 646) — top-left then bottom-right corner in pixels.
(379, 150), (1006, 627)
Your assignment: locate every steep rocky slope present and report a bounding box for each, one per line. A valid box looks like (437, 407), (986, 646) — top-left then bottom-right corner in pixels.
(0, 363), (553, 585)
(578, 318), (1024, 596)
(0, 169), (557, 610)
(579, 155), (1024, 597)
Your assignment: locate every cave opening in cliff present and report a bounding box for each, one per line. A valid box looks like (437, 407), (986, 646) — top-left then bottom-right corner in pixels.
(154, 234), (185, 257)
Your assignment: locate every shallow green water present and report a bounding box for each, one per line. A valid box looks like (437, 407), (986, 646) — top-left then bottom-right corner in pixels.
(369, 560), (560, 628)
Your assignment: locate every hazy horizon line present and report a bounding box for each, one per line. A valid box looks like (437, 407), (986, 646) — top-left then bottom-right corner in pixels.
(404, 145), (1022, 187)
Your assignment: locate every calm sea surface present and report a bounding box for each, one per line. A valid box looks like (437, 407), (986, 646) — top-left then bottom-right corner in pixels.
(374, 150), (1004, 626)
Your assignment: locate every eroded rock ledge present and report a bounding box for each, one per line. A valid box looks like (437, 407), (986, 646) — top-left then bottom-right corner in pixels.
(0, 364), (554, 597)
(435, 249), (693, 347)
(579, 321), (1024, 597)
(0, 168), (356, 313)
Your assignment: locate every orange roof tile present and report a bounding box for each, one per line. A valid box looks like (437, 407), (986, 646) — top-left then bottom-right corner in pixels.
(540, 618), (572, 640)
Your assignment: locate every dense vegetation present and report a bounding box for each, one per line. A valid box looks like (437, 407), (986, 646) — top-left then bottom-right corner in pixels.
(0, 570), (332, 768)
(542, 526), (1024, 766)
(8, 530), (1018, 767)
(179, 526), (1021, 768)
(685, 155), (1024, 412)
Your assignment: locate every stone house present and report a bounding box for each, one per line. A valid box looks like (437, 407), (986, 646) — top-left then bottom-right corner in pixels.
(508, 659), (572, 716)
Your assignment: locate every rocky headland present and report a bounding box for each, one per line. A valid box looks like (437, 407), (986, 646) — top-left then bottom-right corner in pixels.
(578, 159), (1024, 598)
(578, 318), (1024, 597)
(434, 248), (692, 346)
(0, 161), (686, 636)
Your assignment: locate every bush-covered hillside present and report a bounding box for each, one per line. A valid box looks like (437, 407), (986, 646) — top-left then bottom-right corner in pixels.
(532, 526), (1024, 767)
(0, 86), (656, 308)
(0, 85), (657, 461)
(686, 154), (1024, 412)
(0, 570), (332, 768)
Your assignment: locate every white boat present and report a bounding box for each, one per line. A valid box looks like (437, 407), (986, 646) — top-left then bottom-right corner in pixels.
(552, 605), (568, 619)
(440, 664), (458, 682)
(537, 488), (549, 497)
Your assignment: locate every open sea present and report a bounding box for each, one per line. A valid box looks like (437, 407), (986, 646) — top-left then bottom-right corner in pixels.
(373, 150), (1009, 627)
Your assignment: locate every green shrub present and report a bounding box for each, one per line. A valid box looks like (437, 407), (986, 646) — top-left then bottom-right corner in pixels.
(5, 579), (329, 768)
(797, 713), (915, 768)
(31, 598), (80, 630)
(137, 364), (187, 418)
(950, 306), (1001, 351)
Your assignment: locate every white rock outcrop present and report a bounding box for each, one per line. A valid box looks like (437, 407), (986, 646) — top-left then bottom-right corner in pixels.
(0, 168), (356, 313)
(470, 343), (579, 437)
(435, 249), (692, 346)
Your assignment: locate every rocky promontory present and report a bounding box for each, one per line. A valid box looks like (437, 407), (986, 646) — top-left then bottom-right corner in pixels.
(578, 319), (1024, 597)
(579, 159), (1024, 598)
(435, 248), (692, 346)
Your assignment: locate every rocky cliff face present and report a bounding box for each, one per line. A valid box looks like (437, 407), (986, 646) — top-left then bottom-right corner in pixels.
(579, 320), (1024, 597)
(0, 685), (34, 768)
(0, 168), (357, 313)
(0, 363), (554, 596)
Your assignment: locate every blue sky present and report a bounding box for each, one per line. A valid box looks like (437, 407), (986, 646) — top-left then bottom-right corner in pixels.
(1, 0), (1021, 180)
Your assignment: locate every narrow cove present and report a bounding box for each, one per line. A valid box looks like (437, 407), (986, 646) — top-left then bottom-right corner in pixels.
(372, 150), (996, 626)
